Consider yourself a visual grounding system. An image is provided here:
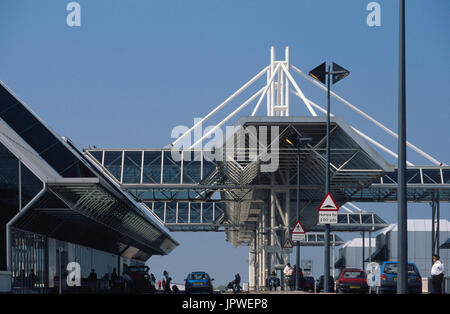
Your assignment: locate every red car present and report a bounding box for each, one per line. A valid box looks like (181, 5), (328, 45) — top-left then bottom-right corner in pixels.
(336, 269), (369, 294)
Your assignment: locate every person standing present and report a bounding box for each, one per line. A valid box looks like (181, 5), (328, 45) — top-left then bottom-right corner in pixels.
(297, 267), (305, 290)
(291, 265), (297, 290)
(110, 268), (118, 290)
(283, 263), (293, 291)
(123, 271), (132, 293)
(88, 269), (98, 292)
(235, 273), (241, 293)
(268, 271), (278, 291)
(431, 254), (445, 294)
(163, 270), (172, 293)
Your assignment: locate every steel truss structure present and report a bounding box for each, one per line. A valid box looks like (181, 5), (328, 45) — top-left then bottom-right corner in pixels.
(84, 47), (449, 291)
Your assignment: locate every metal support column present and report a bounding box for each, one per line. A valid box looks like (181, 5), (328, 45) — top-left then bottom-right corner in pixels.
(324, 64), (332, 293)
(262, 205), (268, 290)
(295, 141), (301, 291)
(254, 230), (259, 291)
(332, 238), (335, 279)
(270, 183), (276, 274)
(249, 236), (256, 291)
(432, 193), (436, 258)
(362, 232), (365, 270)
(437, 191), (440, 257)
(397, 0), (408, 294)
(258, 215), (263, 290)
(284, 188), (291, 290)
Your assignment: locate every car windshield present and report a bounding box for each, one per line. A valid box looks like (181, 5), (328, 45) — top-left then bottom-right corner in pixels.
(188, 273), (209, 280)
(342, 271), (365, 278)
(384, 264), (418, 275)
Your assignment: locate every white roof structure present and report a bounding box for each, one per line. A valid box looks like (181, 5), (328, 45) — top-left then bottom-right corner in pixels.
(342, 237), (376, 248)
(386, 219), (450, 232)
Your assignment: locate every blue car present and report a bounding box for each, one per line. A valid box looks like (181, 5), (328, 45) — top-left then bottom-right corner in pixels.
(185, 271), (214, 294)
(379, 261), (422, 294)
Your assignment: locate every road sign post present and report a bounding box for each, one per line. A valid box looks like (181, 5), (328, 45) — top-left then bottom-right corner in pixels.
(310, 61), (349, 293)
(318, 192), (339, 225)
(317, 192), (339, 292)
(283, 239), (294, 254)
(291, 220), (306, 291)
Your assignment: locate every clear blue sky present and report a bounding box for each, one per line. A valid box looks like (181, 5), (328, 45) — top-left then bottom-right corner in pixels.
(0, 0), (449, 285)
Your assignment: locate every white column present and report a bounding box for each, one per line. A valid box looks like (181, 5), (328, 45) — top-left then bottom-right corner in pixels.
(249, 238), (255, 291)
(270, 46), (275, 116)
(285, 46), (290, 116)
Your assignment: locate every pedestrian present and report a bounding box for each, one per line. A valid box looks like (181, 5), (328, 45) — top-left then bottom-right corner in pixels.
(234, 273), (241, 293)
(88, 269), (98, 292)
(149, 273), (156, 293)
(28, 268), (38, 288)
(431, 254), (445, 294)
(163, 270), (172, 293)
(283, 263), (293, 291)
(110, 268), (118, 290)
(291, 265), (297, 290)
(150, 273), (156, 286)
(123, 271), (132, 293)
(88, 269), (98, 281)
(157, 280), (162, 290)
(298, 267), (304, 290)
(268, 271), (278, 291)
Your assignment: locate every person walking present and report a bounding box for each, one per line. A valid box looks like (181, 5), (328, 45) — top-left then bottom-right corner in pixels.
(431, 254), (445, 294)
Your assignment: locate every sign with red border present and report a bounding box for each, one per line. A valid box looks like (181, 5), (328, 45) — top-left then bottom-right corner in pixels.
(291, 220), (306, 234)
(318, 192), (339, 211)
(283, 239), (294, 249)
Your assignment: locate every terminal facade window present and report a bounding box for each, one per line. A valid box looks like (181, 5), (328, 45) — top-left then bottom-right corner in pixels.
(0, 142), (43, 271)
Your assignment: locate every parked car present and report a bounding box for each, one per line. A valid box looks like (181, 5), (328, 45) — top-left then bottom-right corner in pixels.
(185, 271), (214, 294)
(379, 261), (422, 294)
(127, 265), (155, 293)
(302, 276), (315, 292)
(315, 275), (335, 293)
(335, 269), (369, 294)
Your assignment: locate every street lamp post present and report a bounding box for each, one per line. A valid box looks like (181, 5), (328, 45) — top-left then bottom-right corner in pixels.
(397, 0), (408, 294)
(295, 138), (301, 291)
(324, 64), (332, 293)
(286, 135), (311, 291)
(309, 61), (349, 293)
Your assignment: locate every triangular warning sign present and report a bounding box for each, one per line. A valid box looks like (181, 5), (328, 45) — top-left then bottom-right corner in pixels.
(283, 239), (294, 249)
(318, 192), (339, 211)
(291, 220), (306, 234)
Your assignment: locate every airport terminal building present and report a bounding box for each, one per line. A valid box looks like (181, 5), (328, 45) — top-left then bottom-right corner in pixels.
(0, 81), (178, 293)
(336, 219), (450, 293)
